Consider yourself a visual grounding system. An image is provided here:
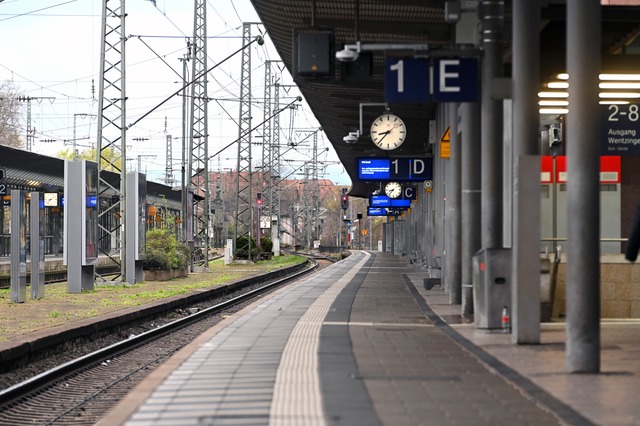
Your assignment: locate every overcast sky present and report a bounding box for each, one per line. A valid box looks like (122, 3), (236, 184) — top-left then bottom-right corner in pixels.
(0, 0), (350, 185)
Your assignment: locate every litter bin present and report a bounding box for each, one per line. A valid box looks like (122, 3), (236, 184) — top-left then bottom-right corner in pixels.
(472, 248), (511, 329)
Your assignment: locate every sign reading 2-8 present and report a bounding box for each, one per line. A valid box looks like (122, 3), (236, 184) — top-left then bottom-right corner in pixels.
(600, 104), (640, 156)
(607, 104), (640, 122)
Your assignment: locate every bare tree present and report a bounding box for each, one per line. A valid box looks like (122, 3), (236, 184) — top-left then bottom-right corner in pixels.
(0, 80), (24, 149)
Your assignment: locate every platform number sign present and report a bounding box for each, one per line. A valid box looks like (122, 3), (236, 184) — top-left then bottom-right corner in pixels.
(384, 57), (479, 104)
(0, 168), (5, 195)
(385, 57), (430, 104)
(601, 104), (640, 156)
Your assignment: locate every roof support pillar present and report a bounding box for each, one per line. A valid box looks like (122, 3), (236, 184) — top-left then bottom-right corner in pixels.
(566, 0), (601, 373)
(461, 102), (481, 316)
(511, 0), (541, 344)
(480, 0), (504, 249)
(445, 102), (462, 305)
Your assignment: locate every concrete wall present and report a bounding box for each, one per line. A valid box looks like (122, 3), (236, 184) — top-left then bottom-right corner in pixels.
(552, 255), (640, 318)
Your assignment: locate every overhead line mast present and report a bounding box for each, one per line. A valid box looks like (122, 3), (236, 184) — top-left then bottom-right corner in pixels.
(188, 0), (209, 264)
(97, 0), (127, 284)
(234, 22), (256, 259)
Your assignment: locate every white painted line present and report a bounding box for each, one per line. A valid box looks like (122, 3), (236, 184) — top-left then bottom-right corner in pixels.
(269, 252), (371, 426)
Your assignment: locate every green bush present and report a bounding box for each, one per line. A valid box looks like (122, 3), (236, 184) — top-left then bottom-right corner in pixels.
(143, 229), (190, 270)
(260, 236), (273, 253)
(234, 235), (259, 259)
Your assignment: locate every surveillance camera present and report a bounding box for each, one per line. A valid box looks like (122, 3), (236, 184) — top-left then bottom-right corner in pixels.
(255, 35), (264, 46)
(336, 47), (359, 62)
(343, 131), (359, 144)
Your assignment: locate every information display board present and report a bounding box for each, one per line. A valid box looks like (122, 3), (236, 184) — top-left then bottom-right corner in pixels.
(367, 207), (407, 217)
(369, 195), (412, 208)
(84, 162), (98, 264)
(357, 157), (432, 181)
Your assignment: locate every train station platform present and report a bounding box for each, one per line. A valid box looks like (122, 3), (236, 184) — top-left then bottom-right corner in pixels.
(100, 251), (640, 426)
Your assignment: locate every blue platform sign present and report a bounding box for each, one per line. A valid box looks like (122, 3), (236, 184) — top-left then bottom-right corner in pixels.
(432, 57), (479, 102)
(358, 157), (432, 182)
(367, 207), (407, 217)
(369, 195), (412, 208)
(367, 207), (387, 216)
(370, 195), (391, 207)
(385, 57), (430, 104)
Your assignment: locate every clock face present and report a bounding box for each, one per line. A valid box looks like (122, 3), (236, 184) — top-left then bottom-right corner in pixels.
(370, 113), (406, 150)
(44, 193), (58, 207)
(385, 181), (402, 199)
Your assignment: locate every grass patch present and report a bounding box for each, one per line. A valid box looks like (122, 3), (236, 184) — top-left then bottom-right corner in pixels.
(0, 254), (307, 343)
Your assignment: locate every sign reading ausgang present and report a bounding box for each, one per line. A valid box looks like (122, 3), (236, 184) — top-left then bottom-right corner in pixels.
(357, 157), (433, 181)
(601, 104), (640, 156)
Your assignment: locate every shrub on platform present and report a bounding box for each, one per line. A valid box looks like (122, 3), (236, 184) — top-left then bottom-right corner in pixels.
(234, 235), (258, 259)
(143, 229), (189, 271)
(260, 236), (273, 254)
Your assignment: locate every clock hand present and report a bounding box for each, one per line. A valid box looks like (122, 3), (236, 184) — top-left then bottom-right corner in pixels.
(378, 130), (391, 142)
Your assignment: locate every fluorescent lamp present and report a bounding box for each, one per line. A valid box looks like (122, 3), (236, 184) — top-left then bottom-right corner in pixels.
(539, 100), (569, 106)
(600, 82), (640, 89)
(538, 91), (569, 98)
(599, 92), (640, 98)
(539, 108), (569, 115)
(599, 100), (630, 105)
(600, 74), (640, 81)
(548, 82), (569, 89)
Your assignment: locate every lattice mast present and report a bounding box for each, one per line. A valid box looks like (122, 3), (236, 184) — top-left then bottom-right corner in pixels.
(303, 165), (312, 249)
(16, 96), (55, 151)
(234, 23), (254, 257)
(272, 82), (282, 231)
(165, 116), (173, 185)
(261, 61), (273, 221)
(187, 0), (210, 261)
(311, 130), (320, 242)
(96, 0), (127, 283)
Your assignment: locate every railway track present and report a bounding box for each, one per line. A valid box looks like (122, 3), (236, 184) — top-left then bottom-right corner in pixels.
(0, 256), (333, 425)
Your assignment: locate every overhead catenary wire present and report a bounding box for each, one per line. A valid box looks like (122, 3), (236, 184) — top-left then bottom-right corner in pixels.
(126, 34), (265, 130)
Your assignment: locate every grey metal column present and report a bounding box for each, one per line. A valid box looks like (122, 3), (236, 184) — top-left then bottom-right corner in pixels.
(480, 0), (504, 248)
(461, 102), (482, 315)
(435, 107), (446, 281)
(10, 190), (27, 303)
(511, 0), (541, 344)
(30, 192), (45, 299)
(566, 0), (601, 373)
(446, 103), (462, 305)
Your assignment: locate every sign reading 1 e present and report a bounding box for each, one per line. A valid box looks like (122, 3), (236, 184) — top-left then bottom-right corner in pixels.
(385, 57), (479, 104)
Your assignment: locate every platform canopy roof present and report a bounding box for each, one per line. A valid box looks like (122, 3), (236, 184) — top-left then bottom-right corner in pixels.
(0, 145), (181, 204)
(249, 0), (640, 197)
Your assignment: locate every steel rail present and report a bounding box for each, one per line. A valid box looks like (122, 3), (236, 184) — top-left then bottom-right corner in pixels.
(0, 257), (318, 405)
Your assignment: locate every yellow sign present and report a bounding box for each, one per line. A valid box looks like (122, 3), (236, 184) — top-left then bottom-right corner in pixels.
(440, 126), (450, 143)
(440, 141), (450, 159)
(440, 126), (451, 159)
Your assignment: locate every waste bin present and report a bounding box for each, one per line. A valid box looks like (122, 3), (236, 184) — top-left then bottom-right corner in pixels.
(472, 248), (511, 329)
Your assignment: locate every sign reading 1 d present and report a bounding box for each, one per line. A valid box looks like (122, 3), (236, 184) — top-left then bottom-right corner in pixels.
(385, 57), (479, 103)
